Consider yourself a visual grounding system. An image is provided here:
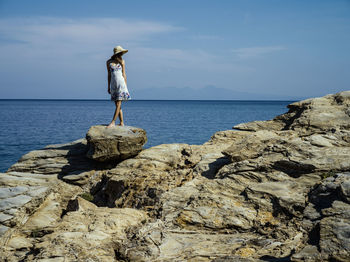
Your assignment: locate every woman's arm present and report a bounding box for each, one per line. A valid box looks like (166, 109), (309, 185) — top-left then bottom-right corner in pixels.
(106, 60), (111, 93)
(121, 60), (127, 85)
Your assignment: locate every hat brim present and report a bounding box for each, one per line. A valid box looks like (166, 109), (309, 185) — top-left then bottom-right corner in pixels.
(113, 49), (128, 56)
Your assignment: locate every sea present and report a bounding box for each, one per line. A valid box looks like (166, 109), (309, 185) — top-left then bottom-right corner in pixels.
(0, 99), (294, 172)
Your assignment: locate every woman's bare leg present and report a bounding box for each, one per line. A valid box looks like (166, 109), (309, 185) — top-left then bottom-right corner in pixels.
(107, 100), (122, 128)
(118, 109), (124, 126)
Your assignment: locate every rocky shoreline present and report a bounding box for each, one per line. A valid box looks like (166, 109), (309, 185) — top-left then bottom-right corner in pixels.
(0, 91), (350, 261)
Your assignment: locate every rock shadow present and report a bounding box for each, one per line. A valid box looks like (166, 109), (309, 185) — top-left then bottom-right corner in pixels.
(200, 156), (231, 179)
(272, 160), (315, 178)
(260, 254), (292, 262)
(56, 140), (96, 181)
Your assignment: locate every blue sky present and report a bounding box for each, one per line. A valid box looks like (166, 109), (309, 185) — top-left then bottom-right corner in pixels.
(0, 0), (349, 99)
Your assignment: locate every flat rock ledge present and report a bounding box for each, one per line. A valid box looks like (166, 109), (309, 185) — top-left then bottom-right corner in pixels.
(86, 125), (147, 162)
(0, 91), (350, 261)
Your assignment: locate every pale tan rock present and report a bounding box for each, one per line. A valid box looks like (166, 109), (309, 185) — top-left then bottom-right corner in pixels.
(7, 235), (33, 250)
(0, 213), (13, 223)
(0, 173), (54, 236)
(66, 196), (97, 212)
(245, 181), (306, 217)
(86, 125), (147, 162)
(23, 193), (61, 230)
(8, 138), (94, 175)
(234, 119), (285, 131)
(61, 170), (97, 186)
(223, 129), (350, 177)
(234, 91), (350, 133)
(36, 258), (65, 262)
(307, 134), (334, 147)
(0, 172), (56, 187)
(19, 181), (81, 232)
(0, 195), (32, 211)
(121, 219), (257, 261)
(291, 245), (321, 262)
(32, 207), (148, 261)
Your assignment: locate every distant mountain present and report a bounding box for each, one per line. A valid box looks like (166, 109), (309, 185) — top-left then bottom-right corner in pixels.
(132, 86), (304, 100)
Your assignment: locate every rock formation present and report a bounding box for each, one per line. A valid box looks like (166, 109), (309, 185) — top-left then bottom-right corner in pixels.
(86, 125), (147, 162)
(0, 91), (349, 261)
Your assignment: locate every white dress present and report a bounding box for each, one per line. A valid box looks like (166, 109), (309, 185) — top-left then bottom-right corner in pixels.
(109, 62), (131, 101)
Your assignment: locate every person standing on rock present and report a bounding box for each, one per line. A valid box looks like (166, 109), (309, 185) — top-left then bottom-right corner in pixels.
(107, 45), (131, 128)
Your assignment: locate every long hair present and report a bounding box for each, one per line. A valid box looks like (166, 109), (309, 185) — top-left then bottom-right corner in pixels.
(111, 53), (124, 65)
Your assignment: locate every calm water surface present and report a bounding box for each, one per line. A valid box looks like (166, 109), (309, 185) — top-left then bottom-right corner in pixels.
(0, 99), (293, 172)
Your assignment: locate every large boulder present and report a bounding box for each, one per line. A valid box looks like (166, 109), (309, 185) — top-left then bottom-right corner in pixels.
(85, 125), (147, 162)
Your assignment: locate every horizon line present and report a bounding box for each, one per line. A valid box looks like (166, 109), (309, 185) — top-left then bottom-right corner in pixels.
(0, 98), (299, 102)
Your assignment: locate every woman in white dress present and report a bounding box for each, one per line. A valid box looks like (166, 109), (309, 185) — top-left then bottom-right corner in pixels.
(106, 45), (131, 128)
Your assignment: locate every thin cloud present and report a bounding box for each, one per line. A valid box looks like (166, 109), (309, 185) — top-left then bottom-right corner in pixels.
(130, 47), (253, 73)
(0, 17), (183, 43)
(0, 16), (251, 74)
(190, 34), (223, 40)
(0, 16), (183, 57)
(232, 46), (287, 59)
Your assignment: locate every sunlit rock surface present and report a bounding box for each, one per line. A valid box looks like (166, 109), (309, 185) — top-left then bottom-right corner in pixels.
(86, 125), (147, 162)
(0, 91), (349, 261)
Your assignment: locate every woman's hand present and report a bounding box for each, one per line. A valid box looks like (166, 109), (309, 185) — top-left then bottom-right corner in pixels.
(108, 87), (111, 94)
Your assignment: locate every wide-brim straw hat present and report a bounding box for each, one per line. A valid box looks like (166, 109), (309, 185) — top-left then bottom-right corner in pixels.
(113, 45), (128, 56)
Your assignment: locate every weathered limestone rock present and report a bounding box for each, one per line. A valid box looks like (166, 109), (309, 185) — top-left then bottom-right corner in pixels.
(292, 173), (350, 261)
(23, 192), (65, 230)
(291, 245), (321, 261)
(29, 205), (148, 261)
(222, 129), (350, 177)
(120, 219), (260, 261)
(0, 124), (148, 244)
(94, 144), (202, 215)
(7, 236), (33, 250)
(0, 172), (55, 236)
(1, 91), (350, 261)
(7, 138), (93, 175)
(61, 170), (97, 186)
(234, 90), (350, 133)
(92, 138), (236, 217)
(66, 196), (98, 212)
(234, 119), (285, 132)
(86, 125), (147, 162)
(90, 135), (313, 259)
(0, 146), (87, 251)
